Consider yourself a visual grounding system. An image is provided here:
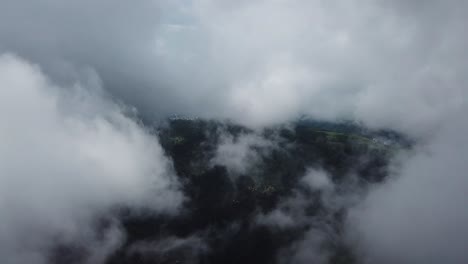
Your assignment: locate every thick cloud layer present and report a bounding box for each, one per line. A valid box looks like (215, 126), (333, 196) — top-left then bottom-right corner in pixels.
(160, 0), (468, 132)
(0, 0), (466, 132)
(0, 54), (182, 264)
(347, 111), (468, 264)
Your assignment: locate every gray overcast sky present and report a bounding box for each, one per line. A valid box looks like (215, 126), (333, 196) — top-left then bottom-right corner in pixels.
(0, 0), (466, 132)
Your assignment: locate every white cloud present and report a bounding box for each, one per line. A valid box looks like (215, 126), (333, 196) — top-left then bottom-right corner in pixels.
(0, 54), (183, 264)
(211, 132), (272, 176)
(1, 0), (467, 134)
(347, 108), (468, 264)
(301, 169), (333, 192)
(155, 0), (468, 133)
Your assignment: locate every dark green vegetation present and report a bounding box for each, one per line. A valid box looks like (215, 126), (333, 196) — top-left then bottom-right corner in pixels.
(55, 119), (409, 264)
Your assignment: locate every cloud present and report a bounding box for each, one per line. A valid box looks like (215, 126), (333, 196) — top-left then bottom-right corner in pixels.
(156, 0), (468, 132)
(0, 54), (183, 264)
(1, 1), (468, 263)
(285, 229), (332, 264)
(256, 168), (361, 263)
(301, 169), (334, 192)
(0, 0), (466, 133)
(211, 132), (273, 176)
(347, 109), (468, 264)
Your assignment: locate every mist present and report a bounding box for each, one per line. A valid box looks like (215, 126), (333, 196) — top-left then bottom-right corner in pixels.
(0, 54), (182, 264)
(0, 0), (465, 131)
(1, 0), (468, 263)
(347, 111), (468, 264)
